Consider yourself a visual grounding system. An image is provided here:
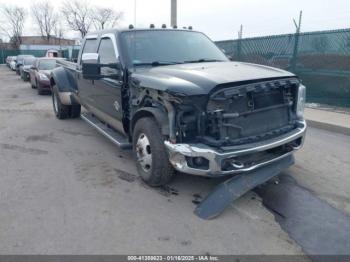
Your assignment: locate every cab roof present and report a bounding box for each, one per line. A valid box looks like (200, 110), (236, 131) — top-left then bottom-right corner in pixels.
(84, 28), (200, 38)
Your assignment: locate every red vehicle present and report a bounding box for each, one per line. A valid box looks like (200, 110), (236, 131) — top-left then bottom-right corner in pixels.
(29, 58), (62, 95)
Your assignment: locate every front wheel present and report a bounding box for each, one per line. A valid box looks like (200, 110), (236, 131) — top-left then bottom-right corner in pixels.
(133, 117), (175, 187)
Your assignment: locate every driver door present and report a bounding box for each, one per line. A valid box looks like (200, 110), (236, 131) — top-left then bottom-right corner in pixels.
(93, 35), (125, 134)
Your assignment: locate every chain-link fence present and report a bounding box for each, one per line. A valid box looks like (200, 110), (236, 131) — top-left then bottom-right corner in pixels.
(0, 49), (72, 63)
(216, 28), (350, 107)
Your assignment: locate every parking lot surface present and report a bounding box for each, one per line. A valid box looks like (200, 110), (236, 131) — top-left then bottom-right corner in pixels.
(0, 65), (349, 256)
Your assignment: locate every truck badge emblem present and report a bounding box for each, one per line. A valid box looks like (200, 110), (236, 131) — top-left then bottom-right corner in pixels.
(114, 101), (120, 111)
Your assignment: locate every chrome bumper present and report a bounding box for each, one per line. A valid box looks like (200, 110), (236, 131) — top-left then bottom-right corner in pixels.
(165, 120), (307, 177)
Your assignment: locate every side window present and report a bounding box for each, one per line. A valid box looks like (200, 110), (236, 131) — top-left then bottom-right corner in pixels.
(80, 39), (97, 65)
(98, 37), (118, 75)
(82, 39), (97, 54)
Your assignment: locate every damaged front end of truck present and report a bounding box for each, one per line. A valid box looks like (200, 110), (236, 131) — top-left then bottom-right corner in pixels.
(164, 77), (306, 177)
(129, 60), (306, 219)
(150, 76), (307, 219)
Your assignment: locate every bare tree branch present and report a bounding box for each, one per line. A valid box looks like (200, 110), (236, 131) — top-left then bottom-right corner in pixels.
(31, 1), (58, 42)
(92, 7), (123, 30)
(61, 0), (93, 38)
(0, 5), (26, 47)
(54, 21), (65, 40)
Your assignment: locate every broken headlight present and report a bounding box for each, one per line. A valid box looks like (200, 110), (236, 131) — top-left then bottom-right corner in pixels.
(296, 84), (306, 119)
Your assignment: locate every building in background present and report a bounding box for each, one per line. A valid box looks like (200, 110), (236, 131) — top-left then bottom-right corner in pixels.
(18, 36), (80, 60)
(0, 36), (81, 62)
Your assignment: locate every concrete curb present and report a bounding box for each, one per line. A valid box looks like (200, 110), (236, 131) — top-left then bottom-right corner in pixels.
(306, 119), (350, 136)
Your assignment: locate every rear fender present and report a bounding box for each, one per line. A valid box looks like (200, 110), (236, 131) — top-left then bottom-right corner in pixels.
(50, 67), (78, 106)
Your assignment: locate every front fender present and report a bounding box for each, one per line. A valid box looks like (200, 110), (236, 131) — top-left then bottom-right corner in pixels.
(131, 107), (169, 136)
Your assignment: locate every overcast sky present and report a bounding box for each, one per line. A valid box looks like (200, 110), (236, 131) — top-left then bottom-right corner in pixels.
(0, 0), (349, 41)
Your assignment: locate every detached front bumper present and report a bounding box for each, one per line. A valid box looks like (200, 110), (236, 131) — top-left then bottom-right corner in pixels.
(165, 120), (306, 177)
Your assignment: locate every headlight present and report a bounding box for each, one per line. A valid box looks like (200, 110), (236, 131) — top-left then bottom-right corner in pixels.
(296, 84), (306, 118)
(39, 73), (49, 81)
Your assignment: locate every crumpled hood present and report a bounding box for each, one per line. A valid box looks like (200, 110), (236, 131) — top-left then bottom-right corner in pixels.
(133, 61), (296, 95)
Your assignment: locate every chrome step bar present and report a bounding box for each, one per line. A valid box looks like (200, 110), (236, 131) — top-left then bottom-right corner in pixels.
(81, 112), (132, 150)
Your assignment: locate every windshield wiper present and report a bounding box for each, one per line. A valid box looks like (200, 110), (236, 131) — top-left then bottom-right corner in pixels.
(133, 61), (183, 67)
(184, 58), (225, 63)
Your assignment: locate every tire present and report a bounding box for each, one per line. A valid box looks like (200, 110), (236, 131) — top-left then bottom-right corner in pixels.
(52, 86), (70, 119)
(52, 85), (81, 119)
(133, 117), (175, 187)
(32, 79), (37, 89)
(70, 105), (81, 118)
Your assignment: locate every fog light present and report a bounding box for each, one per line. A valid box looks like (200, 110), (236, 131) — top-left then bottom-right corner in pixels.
(194, 157), (204, 166)
(185, 156), (209, 170)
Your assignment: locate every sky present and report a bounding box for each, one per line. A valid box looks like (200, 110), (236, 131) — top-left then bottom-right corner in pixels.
(0, 0), (349, 41)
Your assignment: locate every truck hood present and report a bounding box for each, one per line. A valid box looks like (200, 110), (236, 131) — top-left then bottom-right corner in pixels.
(132, 61), (295, 95)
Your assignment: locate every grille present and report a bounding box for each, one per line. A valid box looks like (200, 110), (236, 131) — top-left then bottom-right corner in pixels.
(204, 78), (299, 146)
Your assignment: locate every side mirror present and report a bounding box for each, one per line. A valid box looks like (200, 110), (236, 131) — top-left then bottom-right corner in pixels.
(30, 66), (37, 70)
(82, 53), (121, 80)
(82, 53), (101, 80)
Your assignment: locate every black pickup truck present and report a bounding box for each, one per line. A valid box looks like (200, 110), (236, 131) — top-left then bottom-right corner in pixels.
(50, 28), (306, 197)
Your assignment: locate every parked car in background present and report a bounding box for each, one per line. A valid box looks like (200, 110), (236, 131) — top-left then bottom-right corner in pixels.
(29, 57), (63, 95)
(6, 56), (16, 67)
(20, 57), (37, 81)
(15, 55), (35, 75)
(46, 49), (61, 58)
(9, 57), (17, 71)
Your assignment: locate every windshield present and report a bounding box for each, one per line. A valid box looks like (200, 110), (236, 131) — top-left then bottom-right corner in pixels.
(121, 30), (228, 66)
(38, 60), (56, 70)
(23, 58), (36, 65)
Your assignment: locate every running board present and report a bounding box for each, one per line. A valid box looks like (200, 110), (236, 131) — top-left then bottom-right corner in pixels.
(81, 113), (132, 150)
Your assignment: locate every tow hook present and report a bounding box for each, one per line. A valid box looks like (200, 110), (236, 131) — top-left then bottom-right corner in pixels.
(231, 160), (244, 169)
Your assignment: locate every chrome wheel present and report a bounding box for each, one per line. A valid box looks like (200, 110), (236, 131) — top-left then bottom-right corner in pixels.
(135, 133), (152, 172)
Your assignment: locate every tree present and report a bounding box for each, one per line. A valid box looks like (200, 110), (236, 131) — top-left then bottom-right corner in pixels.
(54, 21), (65, 40)
(61, 0), (93, 38)
(92, 7), (123, 30)
(31, 1), (58, 42)
(0, 5), (26, 47)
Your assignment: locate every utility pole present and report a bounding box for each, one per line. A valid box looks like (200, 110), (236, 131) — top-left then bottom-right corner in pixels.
(291, 10), (302, 72)
(236, 24), (243, 60)
(134, 0), (137, 26)
(238, 24), (243, 39)
(171, 0), (177, 27)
